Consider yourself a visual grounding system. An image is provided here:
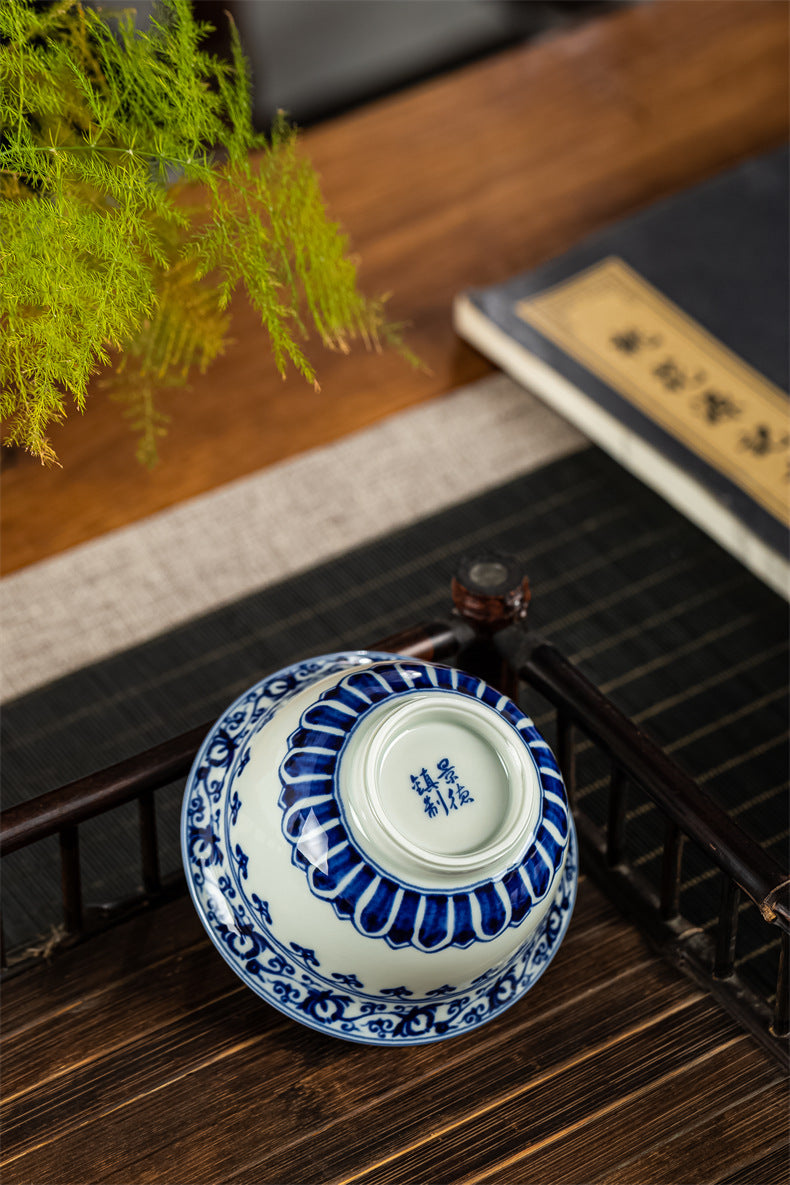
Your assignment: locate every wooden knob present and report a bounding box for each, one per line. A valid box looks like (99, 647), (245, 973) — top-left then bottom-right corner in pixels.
(451, 553), (531, 632)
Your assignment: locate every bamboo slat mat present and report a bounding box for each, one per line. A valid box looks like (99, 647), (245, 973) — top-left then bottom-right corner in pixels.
(3, 446), (787, 1008)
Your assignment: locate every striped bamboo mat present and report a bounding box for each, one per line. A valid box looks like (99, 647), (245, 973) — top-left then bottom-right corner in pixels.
(2, 446), (787, 1003)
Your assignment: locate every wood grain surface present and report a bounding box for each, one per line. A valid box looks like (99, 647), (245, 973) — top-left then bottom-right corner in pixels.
(1, 879), (784, 1185)
(2, 0), (788, 574)
(2, 5), (789, 1182)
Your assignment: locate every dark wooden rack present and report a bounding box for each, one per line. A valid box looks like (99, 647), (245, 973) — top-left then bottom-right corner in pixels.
(1, 557), (787, 1072)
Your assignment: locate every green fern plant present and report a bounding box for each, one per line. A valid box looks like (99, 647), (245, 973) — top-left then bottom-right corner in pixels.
(0, 0), (413, 466)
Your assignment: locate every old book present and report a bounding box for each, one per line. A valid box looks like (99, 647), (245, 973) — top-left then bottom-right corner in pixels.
(453, 147), (789, 598)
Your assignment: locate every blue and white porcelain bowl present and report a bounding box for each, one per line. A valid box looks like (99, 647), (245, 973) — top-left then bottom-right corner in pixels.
(181, 651), (577, 1046)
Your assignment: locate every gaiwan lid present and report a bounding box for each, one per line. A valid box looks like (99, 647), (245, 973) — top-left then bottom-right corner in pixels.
(277, 658), (569, 950)
(183, 652), (576, 1045)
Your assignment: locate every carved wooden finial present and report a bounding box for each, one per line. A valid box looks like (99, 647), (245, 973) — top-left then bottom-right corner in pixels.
(451, 553), (531, 633)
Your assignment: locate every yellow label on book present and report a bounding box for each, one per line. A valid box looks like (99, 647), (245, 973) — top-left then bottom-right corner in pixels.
(517, 257), (790, 526)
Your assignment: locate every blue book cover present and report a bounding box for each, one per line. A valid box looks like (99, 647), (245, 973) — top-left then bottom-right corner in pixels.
(454, 147), (789, 598)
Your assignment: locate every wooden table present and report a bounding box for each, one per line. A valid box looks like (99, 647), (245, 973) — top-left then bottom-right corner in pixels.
(2, 3), (788, 1182)
(2, 878), (785, 1185)
(1, 0), (787, 574)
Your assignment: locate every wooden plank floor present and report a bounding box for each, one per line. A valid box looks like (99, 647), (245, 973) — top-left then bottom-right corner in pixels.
(2, 0), (788, 574)
(1, 878), (785, 1184)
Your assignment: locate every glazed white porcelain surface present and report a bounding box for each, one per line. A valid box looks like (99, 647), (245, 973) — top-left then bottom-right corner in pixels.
(181, 651), (577, 1045)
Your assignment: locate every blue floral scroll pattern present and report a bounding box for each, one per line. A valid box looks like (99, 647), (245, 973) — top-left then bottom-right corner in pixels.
(188, 818), (576, 1046)
(182, 652), (578, 1046)
(183, 654), (393, 932)
(278, 661), (571, 952)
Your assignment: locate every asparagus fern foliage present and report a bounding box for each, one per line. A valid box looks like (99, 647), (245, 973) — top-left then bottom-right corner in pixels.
(0, 0), (412, 466)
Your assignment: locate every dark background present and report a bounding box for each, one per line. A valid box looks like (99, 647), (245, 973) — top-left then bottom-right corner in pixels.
(95, 0), (630, 129)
